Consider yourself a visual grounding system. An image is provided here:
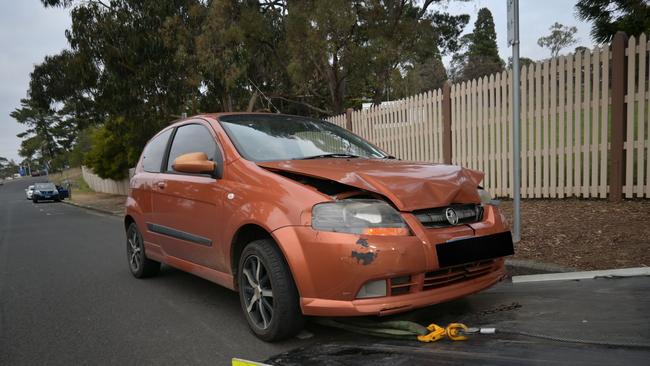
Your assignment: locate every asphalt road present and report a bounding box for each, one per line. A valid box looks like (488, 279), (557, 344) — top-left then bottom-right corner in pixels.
(0, 177), (314, 365)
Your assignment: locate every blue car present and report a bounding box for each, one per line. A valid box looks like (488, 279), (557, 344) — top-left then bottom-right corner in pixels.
(32, 182), (60, 203)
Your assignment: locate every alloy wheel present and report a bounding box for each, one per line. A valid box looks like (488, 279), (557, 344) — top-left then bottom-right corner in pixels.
(241, 255), (274, 330)
(127, 229), (142, 273)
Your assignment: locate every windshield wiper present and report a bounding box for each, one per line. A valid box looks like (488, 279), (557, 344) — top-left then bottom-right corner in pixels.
(301, 153), (361, 160)
(382, 155), (397, 159)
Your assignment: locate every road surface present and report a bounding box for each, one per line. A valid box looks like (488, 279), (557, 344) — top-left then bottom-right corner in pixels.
(0, 177), (312, 365)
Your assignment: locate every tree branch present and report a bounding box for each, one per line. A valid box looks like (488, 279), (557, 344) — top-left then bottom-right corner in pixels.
(270, 96), (331, 115)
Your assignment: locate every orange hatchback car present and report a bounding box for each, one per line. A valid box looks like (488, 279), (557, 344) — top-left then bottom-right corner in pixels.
(125, 113), (514, 341)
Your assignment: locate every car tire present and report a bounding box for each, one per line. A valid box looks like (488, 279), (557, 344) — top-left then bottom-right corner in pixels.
(238, 239), (304, 341)
(32, 198), (38, 203)
(126, 223), (160, 278)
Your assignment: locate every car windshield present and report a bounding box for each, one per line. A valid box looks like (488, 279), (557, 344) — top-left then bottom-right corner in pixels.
(219, 114), (387, 162)
(35, 183), (56, 190)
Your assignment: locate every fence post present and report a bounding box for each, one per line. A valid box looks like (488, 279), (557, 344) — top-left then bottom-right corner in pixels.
(345, 108), (353, 132)
(609, 31), (628, 202)
(442, 82), (453, 164)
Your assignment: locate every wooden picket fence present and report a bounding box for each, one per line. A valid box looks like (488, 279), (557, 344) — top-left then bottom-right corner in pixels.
(328, 32), (650, 200)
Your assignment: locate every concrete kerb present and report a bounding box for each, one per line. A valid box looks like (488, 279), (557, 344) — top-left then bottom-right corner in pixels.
(506, 258), (577, 274)
(62, 199), (124, 217)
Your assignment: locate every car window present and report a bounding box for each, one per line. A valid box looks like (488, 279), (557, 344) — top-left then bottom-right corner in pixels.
(219, 114), (386, 162)
(142, 129), (173, 173)
(35, 183), (56, 190)
(166, 124), (218, 172)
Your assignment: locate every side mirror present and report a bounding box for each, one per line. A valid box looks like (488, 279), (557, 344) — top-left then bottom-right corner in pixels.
(172, 152), (216, 175)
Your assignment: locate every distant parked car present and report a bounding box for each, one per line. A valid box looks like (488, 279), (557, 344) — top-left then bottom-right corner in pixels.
(32, 182), (60, 203)
(25, 185), (35, 200)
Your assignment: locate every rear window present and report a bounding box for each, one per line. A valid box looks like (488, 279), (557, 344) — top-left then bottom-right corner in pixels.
(35, 183), (56, 190)
(141, 129), (173, 172)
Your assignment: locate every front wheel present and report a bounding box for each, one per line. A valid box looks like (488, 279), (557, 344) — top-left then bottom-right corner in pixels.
(238, 239), (304, 341)
(126, 223), (160, 278)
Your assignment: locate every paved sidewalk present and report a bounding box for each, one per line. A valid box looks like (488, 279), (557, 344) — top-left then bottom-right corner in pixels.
(64, 191), (125, 216)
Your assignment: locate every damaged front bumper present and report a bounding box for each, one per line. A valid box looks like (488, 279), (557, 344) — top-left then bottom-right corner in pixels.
(272, 205), (512, 317)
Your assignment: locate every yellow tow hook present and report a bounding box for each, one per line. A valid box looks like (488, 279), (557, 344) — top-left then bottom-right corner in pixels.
(416, 323), (447, 342)
(446, 323), (470, 341)
(417, 323), (494, 343)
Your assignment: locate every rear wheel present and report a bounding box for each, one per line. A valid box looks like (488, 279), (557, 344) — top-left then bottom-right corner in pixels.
(238, 239), (304, 341)
(126, 223), (160, 278)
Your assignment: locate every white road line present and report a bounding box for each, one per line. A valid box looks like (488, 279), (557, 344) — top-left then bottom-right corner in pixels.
(512, 267), (650, 283)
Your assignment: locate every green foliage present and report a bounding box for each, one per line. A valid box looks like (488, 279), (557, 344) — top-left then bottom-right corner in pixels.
(537, 22), (578, 57)
(83, 120), (131, 180)
(13, 0), (471, 180)
(0, 157), (19, 178)
(576, 0), (650, 44)
(507, 56), (535, 70)
(451, 8), (503, 82)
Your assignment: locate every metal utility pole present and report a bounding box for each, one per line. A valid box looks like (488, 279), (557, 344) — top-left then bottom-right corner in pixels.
(507, 0), (521, 243)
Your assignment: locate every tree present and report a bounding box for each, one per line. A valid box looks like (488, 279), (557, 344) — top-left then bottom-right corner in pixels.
(452, 8), (504, 82)
(286, 0), (468, 112)
(576, 0), (650, 44)
(22, 0), (471, 179)
(507, 56), (535, 70)
(537, 22), (578, 57)
(10, 99), (63, 166)
(0, 158), (19, 179)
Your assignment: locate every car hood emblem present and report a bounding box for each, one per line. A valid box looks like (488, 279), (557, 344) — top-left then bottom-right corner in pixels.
(445, 208), (459, 225)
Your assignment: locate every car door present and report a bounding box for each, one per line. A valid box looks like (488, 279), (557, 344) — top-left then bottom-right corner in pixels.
(134, 128), (173, 242)
(150, 121), (227, 271)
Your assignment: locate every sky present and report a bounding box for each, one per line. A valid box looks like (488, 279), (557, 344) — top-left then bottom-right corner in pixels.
(0, 0), (594, 163)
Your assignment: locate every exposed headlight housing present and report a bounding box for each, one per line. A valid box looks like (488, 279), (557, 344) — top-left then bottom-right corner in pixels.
(356, 279), (387, 299)
(312, 199), (410, 236)
(478, 188), (494, 205)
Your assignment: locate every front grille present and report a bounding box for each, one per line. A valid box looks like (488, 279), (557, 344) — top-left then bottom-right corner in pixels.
(414, 204), (483, 228)
(388, 275), (416, 296)
(422, 260), (496, 291)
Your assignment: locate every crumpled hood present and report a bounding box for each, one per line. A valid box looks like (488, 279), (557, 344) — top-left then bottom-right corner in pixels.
(257, 159), (484, 211)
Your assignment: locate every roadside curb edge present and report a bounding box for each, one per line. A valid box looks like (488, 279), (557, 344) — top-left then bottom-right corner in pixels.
(506, 258), (576, 273)
(62, 200), (124, 217)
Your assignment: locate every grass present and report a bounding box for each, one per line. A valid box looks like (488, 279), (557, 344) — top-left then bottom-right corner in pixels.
(48, 167), (93, 193)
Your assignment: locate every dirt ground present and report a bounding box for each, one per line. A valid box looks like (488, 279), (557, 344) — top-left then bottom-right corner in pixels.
(66, 191), (126, 215)
(499, 199), (650, 270)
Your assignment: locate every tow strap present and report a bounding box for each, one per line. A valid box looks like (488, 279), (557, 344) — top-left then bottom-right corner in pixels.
(315, 318), (650, 348)
(314, 318), (490, 343)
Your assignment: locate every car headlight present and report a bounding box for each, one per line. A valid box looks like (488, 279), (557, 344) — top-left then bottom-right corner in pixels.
(478, 187), (494, 205)
(312, 199), (410, 236)
(34, 190), (41, 195)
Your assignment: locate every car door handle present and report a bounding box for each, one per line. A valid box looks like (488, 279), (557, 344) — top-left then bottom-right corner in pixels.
(156, 182), (166, 189)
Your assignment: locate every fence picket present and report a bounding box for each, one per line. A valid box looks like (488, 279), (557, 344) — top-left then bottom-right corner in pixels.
(635, 34), (647, 197)
(574, 51), (583, 196)
(566, 53), (574, 196)
(527, 64), (535, 197)
(638, 35), (647, 197)
(591, 47), (600, 197)
(550, 56), (558, 197)
(625, 36), (636, 197)
(600, 47), (610, 198)
(558, 56), (566, 197)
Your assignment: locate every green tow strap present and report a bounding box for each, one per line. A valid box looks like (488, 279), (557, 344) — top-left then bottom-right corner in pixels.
(315, 318), (429, 339)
